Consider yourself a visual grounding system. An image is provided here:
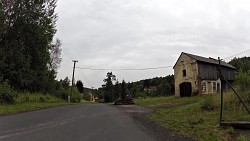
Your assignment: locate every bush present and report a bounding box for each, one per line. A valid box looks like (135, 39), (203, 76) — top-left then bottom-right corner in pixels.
(82, 92), (92, 101)
(235, 70), (250, 91)
(54, 89), (70, 101)
(201, 96), (215, 111)
(70, 87), (81, 103)
(0, 79), (17, 104)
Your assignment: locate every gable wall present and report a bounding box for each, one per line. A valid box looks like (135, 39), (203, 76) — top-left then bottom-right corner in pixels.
(174, 53), (198, 96)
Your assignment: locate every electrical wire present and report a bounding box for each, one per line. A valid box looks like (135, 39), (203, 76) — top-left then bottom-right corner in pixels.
(223, 49), (250, 60)
(75, 66), (173, 71)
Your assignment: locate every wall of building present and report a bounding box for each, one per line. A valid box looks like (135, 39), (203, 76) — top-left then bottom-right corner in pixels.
(174, 53), (198, 96)
(201, 79), (221, 94)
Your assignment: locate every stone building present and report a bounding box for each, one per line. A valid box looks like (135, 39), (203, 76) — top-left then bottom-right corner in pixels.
(173, 52), (236, 97)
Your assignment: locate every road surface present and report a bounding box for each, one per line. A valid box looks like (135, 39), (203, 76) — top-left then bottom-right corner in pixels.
(0, 104), (156, 141)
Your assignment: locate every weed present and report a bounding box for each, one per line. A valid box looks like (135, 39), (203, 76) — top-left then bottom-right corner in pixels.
(238, 135), (248, 141)
(0, 78), (17, 104)
(227, 127), (234, 135)
(201, 95), (215, 111)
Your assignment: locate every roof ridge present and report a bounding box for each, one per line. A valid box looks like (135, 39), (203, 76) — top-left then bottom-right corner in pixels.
(181, 52), (236, 69)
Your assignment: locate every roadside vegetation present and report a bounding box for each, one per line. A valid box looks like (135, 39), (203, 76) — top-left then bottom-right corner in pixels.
(135, 93), (250, 141)
(0, 78), (95, 115)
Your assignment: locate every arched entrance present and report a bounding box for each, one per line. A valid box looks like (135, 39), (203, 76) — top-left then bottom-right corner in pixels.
(179, 82), (192, 97)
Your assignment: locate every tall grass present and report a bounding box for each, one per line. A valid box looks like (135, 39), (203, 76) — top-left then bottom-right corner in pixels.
(221, 90), (250, 121)
(135, 91), (250, 141)
(16, 93), (65, 103)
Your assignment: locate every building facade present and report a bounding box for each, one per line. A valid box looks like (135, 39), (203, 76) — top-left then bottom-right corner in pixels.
(174, 52), (236, 97)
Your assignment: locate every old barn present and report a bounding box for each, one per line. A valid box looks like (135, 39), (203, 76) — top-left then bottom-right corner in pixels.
(174, 52), (236, 97)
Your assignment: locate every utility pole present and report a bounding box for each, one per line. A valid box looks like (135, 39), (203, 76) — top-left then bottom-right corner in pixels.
(69, 60), (78, 102)
(218, 57), (223, 122)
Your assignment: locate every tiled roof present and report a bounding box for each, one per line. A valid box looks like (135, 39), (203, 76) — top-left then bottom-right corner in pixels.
(183, 52), (237, 69)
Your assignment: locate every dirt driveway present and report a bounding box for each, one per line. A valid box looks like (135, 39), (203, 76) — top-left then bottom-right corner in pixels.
(114, 105), (194, 141)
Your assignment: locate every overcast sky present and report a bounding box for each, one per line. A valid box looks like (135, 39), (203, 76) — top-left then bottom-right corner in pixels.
(55, 0), (250, 88)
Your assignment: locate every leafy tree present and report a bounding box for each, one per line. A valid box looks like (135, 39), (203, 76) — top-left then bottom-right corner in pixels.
(230, 57), (250, 73)
(229, 57), (250, 91)
(0, 0), (59, 92)
(48, 39), (62, 72)
(103, 72), (116, 102)
(61, 77), (70, 90)
(76, 80), (84, 93)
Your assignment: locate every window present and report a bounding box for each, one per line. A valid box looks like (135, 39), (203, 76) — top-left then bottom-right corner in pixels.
(202, 82), (206, 93)
(213, 82), (216, 92)
(183, 70), (186, 77)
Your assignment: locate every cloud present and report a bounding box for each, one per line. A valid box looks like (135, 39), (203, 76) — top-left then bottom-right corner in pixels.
(55, 0), (250, 88)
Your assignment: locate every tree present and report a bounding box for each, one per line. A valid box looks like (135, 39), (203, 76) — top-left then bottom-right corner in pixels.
(61, 77), (70, 90)
(230, 57), (250, 73)
(76, 80), (84, 93)
(0, 0), (59, 92)
(113, 81), (121, 100)
(121, 80), (127, 100)
(103, 72), (116, 102)
(48, 38), (62, 72)
(229, 57), (250, 91)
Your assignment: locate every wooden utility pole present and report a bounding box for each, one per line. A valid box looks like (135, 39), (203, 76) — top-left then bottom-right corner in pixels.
(218, 57), (223, 122)
(69, 60), (78, 102)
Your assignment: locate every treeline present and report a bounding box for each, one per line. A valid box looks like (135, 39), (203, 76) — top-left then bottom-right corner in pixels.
(229, 57), (250, 91)
(0, 0), (82, 104)
(99, 72), (174, 103)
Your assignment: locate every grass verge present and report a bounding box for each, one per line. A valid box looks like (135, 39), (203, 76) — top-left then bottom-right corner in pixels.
(135, 95), (250, 141)
(0, 93), (70, 115)
(0, 102), (69, 115)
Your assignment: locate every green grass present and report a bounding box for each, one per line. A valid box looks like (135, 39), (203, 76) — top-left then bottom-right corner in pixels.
(135, 95), (250, 141)
(0, 102), (69, 115)
(134, 96), (202, 107)
(0, 93), (71, 115)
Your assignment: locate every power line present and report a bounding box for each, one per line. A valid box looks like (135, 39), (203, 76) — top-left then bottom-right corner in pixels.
(223, 49), (250, 60)
(62, 51), (74, 60)
(75, 66), (173, 71)
(62, 47), (76, 60)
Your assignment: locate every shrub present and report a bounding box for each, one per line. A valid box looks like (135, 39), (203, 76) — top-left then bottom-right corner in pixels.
(227, 127), (234, 135)
(70, 87), (81, 103)
(54, 89), (70, 101)
(82, 92), (92, 101)
(238, 135), (248, 141)
(70, 93), (81, 103)
(201, 96), (215, 111)
(0, 79), (17, 104)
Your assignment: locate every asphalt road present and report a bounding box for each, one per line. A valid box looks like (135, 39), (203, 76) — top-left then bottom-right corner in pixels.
(0, 104), (156, 141)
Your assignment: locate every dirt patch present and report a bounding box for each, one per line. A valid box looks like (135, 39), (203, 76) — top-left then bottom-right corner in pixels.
(115, 105), (194, 141)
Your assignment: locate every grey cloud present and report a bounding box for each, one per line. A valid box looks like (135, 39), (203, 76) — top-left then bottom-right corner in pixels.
(56, 0), (250, 88)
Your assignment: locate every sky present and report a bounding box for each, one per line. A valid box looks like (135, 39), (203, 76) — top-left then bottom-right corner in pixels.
(55, 0), (250, 88)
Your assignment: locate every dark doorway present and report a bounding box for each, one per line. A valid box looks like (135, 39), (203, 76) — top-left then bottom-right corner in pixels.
(179, 82), (192, 97)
